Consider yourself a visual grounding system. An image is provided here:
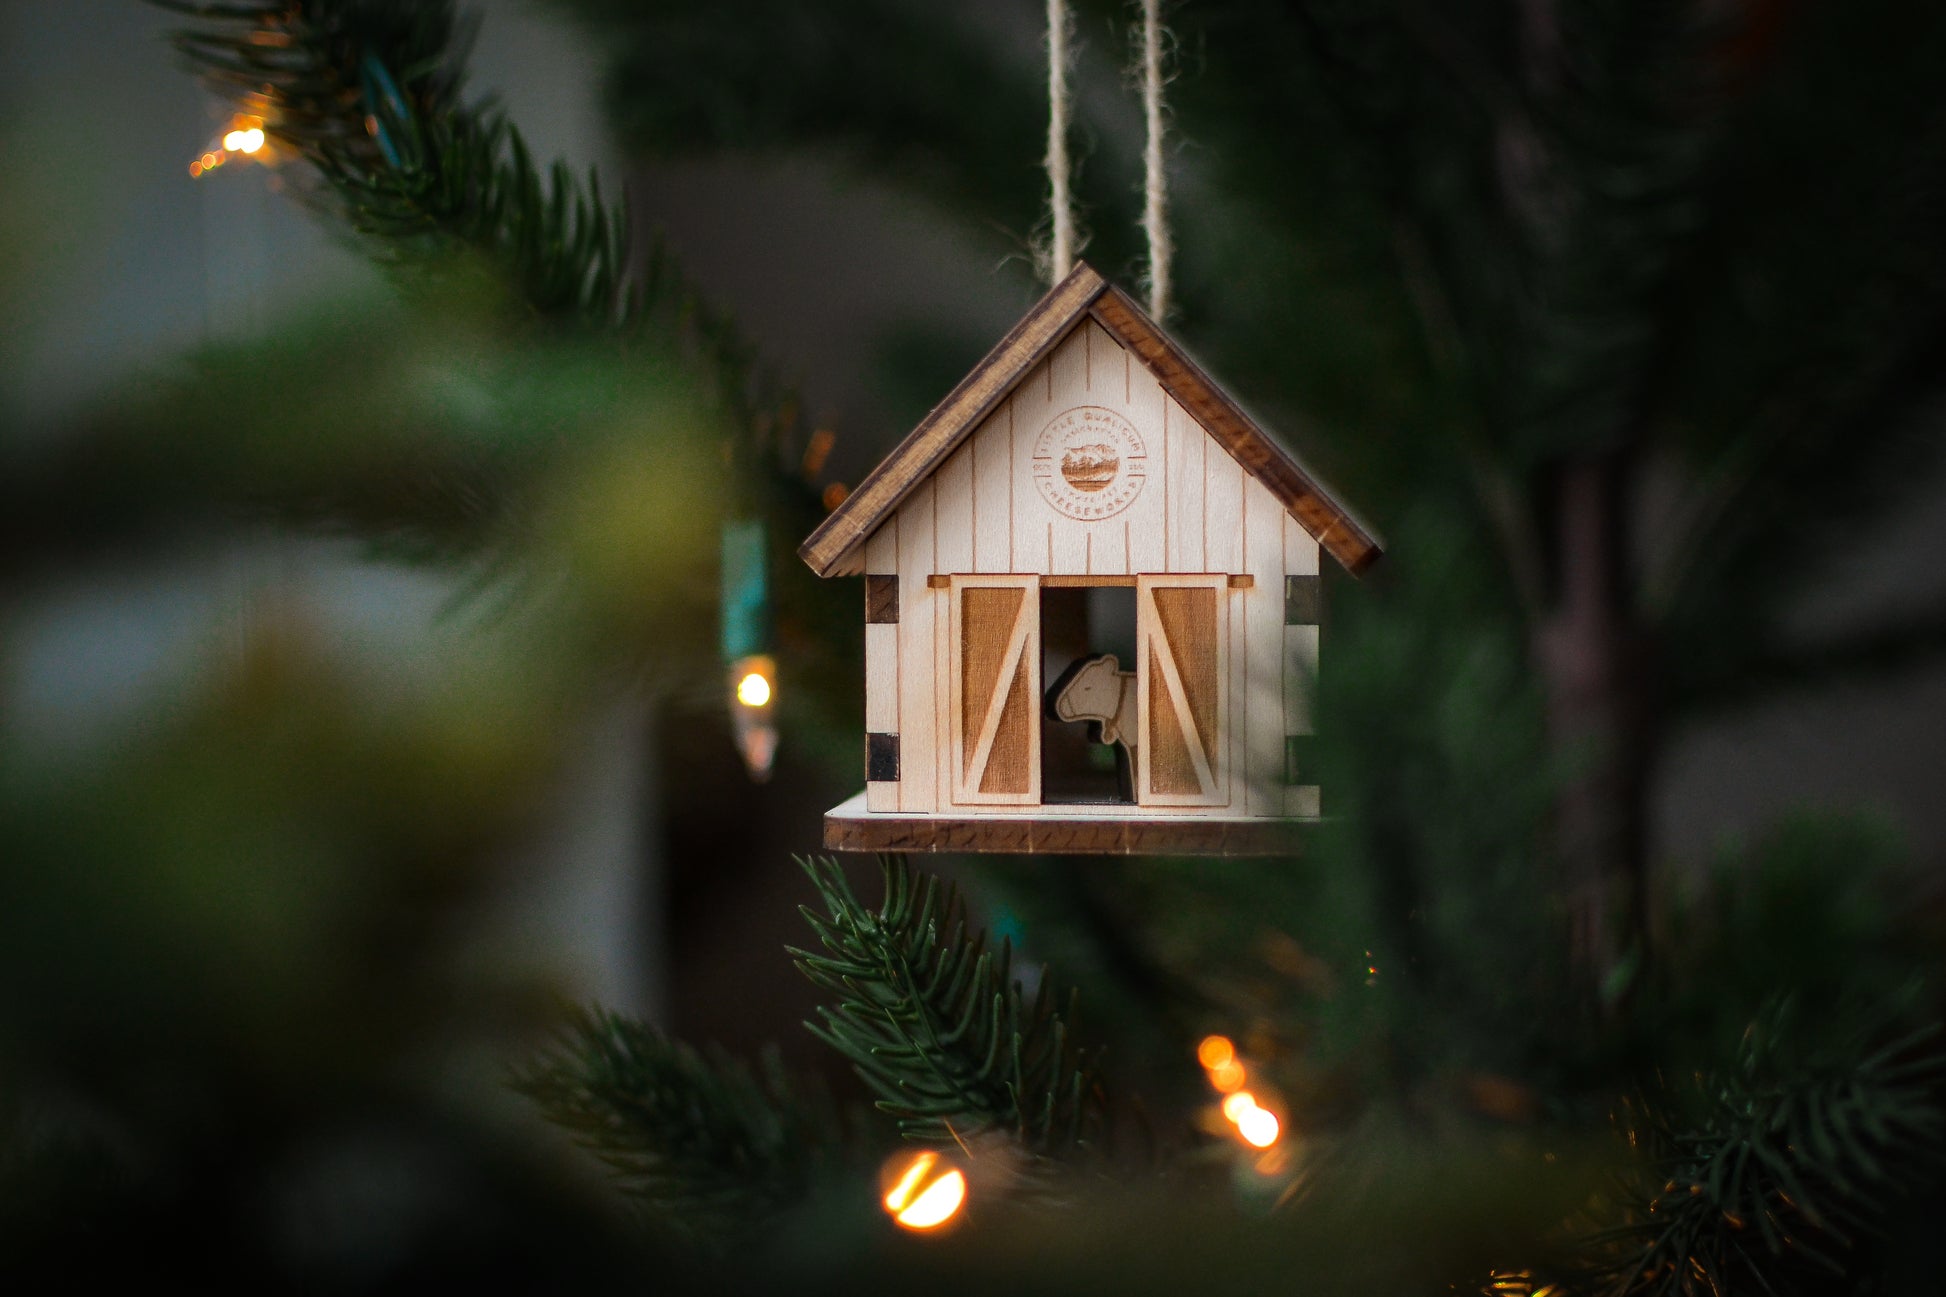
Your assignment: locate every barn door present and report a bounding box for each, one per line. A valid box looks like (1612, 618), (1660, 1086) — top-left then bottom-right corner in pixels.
(949, 575), (1041, 805)
(1137, 575), (1228, 807)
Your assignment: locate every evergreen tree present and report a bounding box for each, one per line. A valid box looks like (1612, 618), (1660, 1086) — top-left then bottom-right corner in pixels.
(3, 0), (1945, 1291)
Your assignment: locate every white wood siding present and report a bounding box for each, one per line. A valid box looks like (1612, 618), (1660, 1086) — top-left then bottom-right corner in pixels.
(1244, 475), (1286, 815)
(865, 523), (899, 811)
(895, 480), (937, 812)
(865, 318), (1320, 819)
(1284, 513), (1322, 817)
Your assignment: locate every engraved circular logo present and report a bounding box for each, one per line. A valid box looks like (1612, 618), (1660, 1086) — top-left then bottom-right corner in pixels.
(1032, 406), (1148, 521)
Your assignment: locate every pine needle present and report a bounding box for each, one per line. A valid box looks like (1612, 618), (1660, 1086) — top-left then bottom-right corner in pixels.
(1580, 999), (1946, 1296)
(147, 0), (821, 494)
(512, 1006), (846, 1250)
(792, 855), (1107, 1163)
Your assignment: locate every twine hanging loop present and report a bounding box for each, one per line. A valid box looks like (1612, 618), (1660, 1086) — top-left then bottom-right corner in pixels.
(1045, 0), (1077, 283)
(1138, 0), (1173, 318)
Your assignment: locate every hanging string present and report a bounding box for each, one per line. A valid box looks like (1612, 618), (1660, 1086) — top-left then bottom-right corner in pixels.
(1138, 0), (1173, 319)
(1045, 0), (1076, 284)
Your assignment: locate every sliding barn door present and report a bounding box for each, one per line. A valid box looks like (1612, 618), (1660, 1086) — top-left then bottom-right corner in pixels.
(949, 575), (1041, 805)
(1137, 574), (1228, 807)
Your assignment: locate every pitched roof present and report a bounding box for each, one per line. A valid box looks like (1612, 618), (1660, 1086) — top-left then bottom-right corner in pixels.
(798, 261), (1383, 578)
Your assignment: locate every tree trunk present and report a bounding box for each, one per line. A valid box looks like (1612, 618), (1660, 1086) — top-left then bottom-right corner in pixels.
(1535, 455), (1654, 994)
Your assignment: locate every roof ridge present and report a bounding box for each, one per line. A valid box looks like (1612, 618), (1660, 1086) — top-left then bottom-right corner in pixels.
(799, 263), (1381, 578)
(800, 262), (1107, 576)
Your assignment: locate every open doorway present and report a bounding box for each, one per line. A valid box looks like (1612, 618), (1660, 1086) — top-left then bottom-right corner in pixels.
(1040, 584), (1138, 803)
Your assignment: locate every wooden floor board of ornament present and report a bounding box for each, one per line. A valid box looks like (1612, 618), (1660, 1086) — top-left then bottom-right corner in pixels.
(822, 792), (1313, 855)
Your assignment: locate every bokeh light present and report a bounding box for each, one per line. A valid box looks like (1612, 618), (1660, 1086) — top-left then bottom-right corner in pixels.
(881, 1151), (967, 1232)
(1197, 1034), (1235, 1070)
(736, 670), (771, 708)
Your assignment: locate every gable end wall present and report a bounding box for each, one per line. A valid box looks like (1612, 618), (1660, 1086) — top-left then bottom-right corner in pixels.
(861, 320), (1321, 817)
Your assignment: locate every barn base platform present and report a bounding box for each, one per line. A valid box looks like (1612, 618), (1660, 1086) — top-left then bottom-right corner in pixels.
(822, 792), (1313, 856)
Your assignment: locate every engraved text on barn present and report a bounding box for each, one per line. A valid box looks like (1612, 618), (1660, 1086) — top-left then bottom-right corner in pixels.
(1032, 405), (1147, 521)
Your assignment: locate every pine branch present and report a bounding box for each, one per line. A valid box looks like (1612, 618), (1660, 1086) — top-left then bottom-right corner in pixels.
(153, 0), (632, 328)
(512, 1006), (845, 1249)
(1582, 999), (1946, 1297)
(147, 0), (828, 506)
(793, 855), (1107, 1162)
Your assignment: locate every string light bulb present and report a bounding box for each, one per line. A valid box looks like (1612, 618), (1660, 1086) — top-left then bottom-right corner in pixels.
(880, 1151), (967, 1232)
(727, 653), (778, 781)
(719, 520), (778, 781)
(1236, 1105), (1280, 1148)
(1197, 1034), (1285, 1153)
(189, 113), (275, 177)
(1198, 1032), (1246, 1093)
(736, 669), (772, 708)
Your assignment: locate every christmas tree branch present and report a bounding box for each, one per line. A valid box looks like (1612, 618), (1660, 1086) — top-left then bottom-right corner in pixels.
(1584, 1001), (1946, 1297)
(153, 0), (631, 327)
(512, 1006), (844, 1248)
(793, 855), (1107, 1161)
(148, 0), (824, 500)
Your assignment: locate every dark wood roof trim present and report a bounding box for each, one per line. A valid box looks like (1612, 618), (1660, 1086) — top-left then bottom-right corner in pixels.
(798, 262), (1108, 577)
(799, 263), (1383, 578)
(1086, 285), (1383, 575)
(823, 809), (1309, 855)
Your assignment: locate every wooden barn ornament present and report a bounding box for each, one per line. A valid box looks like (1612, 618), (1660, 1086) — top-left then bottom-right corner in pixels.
(800, 263), (1380, 855)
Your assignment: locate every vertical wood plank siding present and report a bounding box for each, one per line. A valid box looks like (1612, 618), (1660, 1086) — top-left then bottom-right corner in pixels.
(870, 318), (1313, 818)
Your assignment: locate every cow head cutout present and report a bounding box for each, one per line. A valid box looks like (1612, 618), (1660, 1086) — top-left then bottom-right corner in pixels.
(1048, 654), (1138, 800)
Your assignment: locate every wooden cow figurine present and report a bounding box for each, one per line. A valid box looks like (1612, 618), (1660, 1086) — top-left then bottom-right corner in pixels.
(800, 262), (1381, 855)
(1049, 654), (1138, 798)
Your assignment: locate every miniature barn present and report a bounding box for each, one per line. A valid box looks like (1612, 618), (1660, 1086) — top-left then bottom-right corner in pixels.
(800, 263), (1380, 854)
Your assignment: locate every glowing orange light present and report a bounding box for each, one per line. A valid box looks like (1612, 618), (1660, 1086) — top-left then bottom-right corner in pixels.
(736, 671), (772, 708)
(1201, 1031), (1290, 1155)
(880, 1151), (967, 1232)
(883, 1153), (934, 1213)
(800, 427), (836, 478)
(727, 654), (779, 782)
(1197, 1035), (1235, 1071)
(821, 481), (850, 511)
(897, 1170), (966, 1228)
(191, 114), (273, 179)
(1237, 1106), (1280, 1148)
